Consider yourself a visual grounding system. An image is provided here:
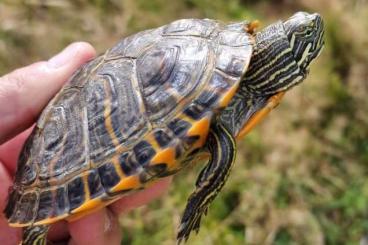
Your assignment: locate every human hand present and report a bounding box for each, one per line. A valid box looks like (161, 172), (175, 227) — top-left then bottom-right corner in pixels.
(0, 42), (172, 245)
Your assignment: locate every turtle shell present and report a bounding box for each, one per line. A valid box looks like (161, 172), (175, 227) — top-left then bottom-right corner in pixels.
(5, 19), (254, 226)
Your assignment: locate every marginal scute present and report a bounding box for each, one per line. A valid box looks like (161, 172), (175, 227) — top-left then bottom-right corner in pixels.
(183, 103), (205, 120)
(87, 169), (105, 199)
(150, 147), (176, 170)
(55, 186), (69, 217)
(184, 135), (201, 146)
(36, 190), (54, 222)
(186, 115), (212, 149)
(153, 129), (172, 148)
(14, 192), (37, 224)
(168, 118), (191, 136)
(119, 152), (135, 176)
(70, 198), (103, 215)
(19, 165), (36, 185)
(14, 129), (39, 186)
(98, 162), (121, 193)
(195, 90), (220, 109)
(146, 164), (168, 176)
(111, 175), (141, 193)
(4, 189), (19, 222)
(67, 177), (85, 211)
(133, 141), (156, 165)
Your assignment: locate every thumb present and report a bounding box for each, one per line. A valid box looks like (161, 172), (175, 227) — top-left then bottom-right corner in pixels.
(0, 42), (96, 144)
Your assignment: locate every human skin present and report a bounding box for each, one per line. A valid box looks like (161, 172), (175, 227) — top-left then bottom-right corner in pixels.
(0, 42), (172, 245)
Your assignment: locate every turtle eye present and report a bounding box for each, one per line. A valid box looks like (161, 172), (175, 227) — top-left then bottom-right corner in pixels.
(305, 28), (313, 36)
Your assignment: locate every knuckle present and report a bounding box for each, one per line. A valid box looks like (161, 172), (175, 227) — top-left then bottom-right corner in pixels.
(0, 69), (28, 100)
(0, 68), (37, 120)
(0, 62), (46, 101)
(0, 62), (45, 105)
(0, 76), (20, 104)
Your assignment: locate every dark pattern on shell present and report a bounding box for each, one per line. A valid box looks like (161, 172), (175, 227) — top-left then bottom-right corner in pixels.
(5, 18), (254, 225)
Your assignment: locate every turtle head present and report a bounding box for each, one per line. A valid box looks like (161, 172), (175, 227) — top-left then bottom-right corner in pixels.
(283, 12), (325, 73)
(224, 13), (324, 137)
(241, 12), (324, 95)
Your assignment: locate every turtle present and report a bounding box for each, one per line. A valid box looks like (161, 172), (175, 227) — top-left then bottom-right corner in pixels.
(4, 12), (324, 244)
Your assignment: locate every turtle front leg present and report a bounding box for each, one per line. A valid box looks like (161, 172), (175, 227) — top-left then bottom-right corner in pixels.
(21, 225), (49, 245)
(177, 122), (236, 243)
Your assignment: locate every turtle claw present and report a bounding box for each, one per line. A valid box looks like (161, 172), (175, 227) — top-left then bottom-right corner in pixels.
(176, 222), (191, 245)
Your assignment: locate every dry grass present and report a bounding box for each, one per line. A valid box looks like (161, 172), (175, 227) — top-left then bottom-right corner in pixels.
(1, 0), (367, 244)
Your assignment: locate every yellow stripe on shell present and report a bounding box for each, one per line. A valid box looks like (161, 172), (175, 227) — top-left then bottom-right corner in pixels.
(103, 82), (121, 148)
(144, 133), (161, 151)
(111, 156), (126, 179)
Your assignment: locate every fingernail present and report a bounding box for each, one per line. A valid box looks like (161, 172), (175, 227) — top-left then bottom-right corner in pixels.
(47, 42), (82, 68)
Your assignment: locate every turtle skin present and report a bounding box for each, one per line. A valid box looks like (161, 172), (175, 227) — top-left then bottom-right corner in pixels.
(5, 19), (254, 227)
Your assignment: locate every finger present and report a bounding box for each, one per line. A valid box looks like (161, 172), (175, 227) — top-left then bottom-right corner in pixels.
(0, 42), (96, 144)
(68, 208), (121, 245)
(0, 162), (21, 245)
(0, 161), (13, 211)
(0, 127), (33, 175)
(110, 177), (172, 214)
(0, 218), (20, 245)
(48, 221), (69, 243)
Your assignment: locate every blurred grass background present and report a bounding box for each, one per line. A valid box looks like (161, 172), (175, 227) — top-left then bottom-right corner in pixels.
(1, 0), (367, 244)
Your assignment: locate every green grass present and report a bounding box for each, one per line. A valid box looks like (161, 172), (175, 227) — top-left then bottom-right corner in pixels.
(1, 0), (367, 244)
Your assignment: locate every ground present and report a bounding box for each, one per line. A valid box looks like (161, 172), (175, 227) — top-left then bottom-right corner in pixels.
(0, 0), (367, 244)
